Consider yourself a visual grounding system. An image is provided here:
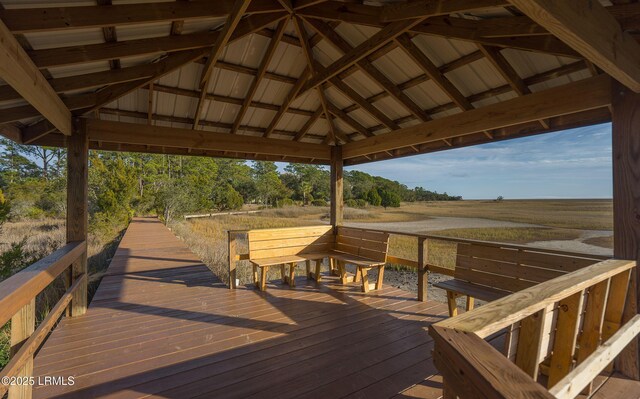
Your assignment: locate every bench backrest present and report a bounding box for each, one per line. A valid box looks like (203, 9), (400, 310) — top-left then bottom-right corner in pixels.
(248, 225), (333, 259)
(335, 227), (389, 263)
(454, 242), (603, 293)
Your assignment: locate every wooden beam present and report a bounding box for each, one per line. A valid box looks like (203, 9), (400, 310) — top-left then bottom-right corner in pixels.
(342, 74), (611, 159)
(232, 19), (288, 133)
(330, 145), (343, 226)
(0, 1), (280, 33)
(0, 124), (22, 143)
(327, 102), (371, 138)
(507, 0), (640, 92)
(381, 0), (508, 22)
(195, 0), (253, 129)
(200, 0), (252, 87)
(264, 67), (311, 137)
(412, 18), (580, 58)
(147, 83), (154, 125)
(84, 12), (284, 116)
(396, 34), (472, 110)
(66, 119), (88, 316)
(294, 107), (323, 141)
(344, 107), (610, 165)
(0, 18), (71, 135)
(299, 18), (424, 97)
(85, 119), (331, 160)
(612, 79), (640, 379)
(303, 17), (430, 121)
(28, 12), (287, 69)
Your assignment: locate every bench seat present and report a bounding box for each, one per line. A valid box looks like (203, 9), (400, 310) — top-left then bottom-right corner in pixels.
(329, 251), (386, 267)
(250, 253), (328, 267)
(434, 279), (513, 317)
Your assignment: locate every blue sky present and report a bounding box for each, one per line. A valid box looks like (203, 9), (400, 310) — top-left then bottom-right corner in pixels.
(346, 123), (612, 200)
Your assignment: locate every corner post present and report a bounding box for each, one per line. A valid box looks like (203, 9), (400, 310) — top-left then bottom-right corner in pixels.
(417, 237), (428, 302)
(612, 79), (640, 379)
(228, 231), (237, 289)
(67, 118), (88, 317)
(330, 145), (343, 227)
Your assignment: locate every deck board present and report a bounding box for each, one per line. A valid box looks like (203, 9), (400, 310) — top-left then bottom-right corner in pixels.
(31, 217), (640, 398)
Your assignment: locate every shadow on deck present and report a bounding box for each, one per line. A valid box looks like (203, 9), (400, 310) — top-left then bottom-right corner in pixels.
(31, 218), (639, 399)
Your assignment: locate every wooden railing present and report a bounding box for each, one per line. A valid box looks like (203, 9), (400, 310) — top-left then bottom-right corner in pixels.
(430, 258), (637, 399)
(227, 225), (608, 300)
(0, 240), (87, 399)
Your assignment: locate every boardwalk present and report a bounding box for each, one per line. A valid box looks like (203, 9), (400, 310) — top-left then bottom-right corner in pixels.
(31, 218), (640, 398)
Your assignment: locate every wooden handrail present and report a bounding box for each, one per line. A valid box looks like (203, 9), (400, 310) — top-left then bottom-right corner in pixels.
(430, 258), (637, 399)
(549, 314), (640, 398)
(430, 326), (554, 399)
(437, 259), (635, 338)
(0, 273), (86, 397)
(0, 240), (87, 399)
(0, 240), (86, 326)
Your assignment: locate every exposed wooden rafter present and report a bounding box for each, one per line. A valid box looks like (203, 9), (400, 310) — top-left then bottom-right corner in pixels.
(0, 1), (281, 33)
(0, 19), (71, 134)
(507, 0), (640, 92)
(342, 75), (612, 160)
(194, 0), (253, 129)
(232, 18), (288, 134)
(85, 119), (331, 161)
(298, 18), (425, 98)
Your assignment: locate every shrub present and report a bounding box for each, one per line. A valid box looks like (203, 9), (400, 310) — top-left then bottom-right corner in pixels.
(356, 199), (367, 208)
(0, 238), (30, 279)
(345, 199), (358, 208)
(311, 199), (328, 207)
(366, 189), (382, 206)
(278, 198), (295, 207)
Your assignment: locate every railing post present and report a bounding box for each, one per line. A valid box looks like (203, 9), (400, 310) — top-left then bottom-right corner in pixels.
(66, 118), (88, 316)
(9, 299), (35, 399)
(228, 231), (237, 289)
(417, 237), (428, 302)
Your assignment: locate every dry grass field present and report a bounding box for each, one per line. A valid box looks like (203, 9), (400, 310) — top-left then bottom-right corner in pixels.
(172, 199), (613, 286)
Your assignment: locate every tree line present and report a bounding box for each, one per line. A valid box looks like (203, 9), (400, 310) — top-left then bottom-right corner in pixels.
(0, 140), (462, 229)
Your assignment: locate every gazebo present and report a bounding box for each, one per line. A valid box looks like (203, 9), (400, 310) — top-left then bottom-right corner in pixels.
(1, 1), (640, 398)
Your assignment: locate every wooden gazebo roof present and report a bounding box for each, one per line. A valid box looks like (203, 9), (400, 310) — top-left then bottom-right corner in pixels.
(0, 0), (638, 165)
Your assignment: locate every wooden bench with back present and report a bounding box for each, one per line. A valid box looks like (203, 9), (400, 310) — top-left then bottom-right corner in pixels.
(247, 225), (333, 291)
(433, 240), (606, 316)
(247, 225), (390, 293)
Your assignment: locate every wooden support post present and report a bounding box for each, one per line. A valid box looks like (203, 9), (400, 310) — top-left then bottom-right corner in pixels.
(9, 298), (35, 399)
(67, 119), (88, 317)
(228, 231), (237, 289)
(330, 145), (343, 227)
(417, 237), (428, 302)
(612, 79), (640, 379)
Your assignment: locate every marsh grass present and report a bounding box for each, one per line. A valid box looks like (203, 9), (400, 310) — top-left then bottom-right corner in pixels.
(583, 235), (614, 249)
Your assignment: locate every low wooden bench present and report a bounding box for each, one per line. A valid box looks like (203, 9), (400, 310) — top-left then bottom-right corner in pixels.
(248, 226), (333, 291)
(434, 241), (604, 316)
(330, 227), (390, 293)
(247, 225), (390, 293)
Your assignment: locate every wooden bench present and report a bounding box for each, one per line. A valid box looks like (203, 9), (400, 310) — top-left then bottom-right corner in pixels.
(247, 225), (390, 293)
(331, 227), (390, 293)
(248, 225), (333, 291)
(434, 241), (603, 317)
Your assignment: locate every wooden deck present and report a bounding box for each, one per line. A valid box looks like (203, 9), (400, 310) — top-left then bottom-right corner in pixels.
(31, 218), (640, 399)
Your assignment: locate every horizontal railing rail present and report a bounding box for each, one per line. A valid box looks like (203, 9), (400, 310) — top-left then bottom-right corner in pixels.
(431, 258), (637, 399)
(0, 240), (87, 399)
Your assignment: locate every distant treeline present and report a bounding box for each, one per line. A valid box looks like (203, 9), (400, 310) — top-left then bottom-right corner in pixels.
(0, 140), (461, 227)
